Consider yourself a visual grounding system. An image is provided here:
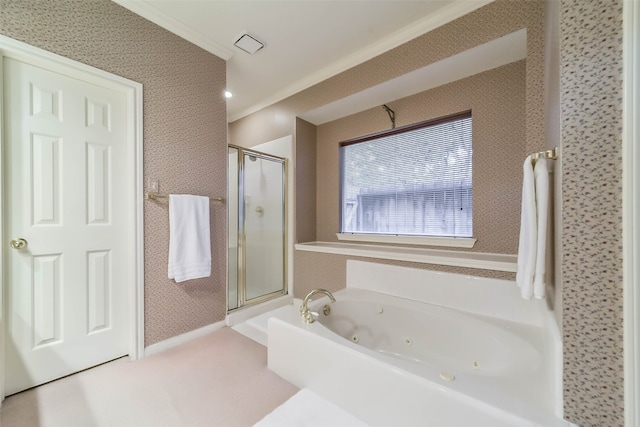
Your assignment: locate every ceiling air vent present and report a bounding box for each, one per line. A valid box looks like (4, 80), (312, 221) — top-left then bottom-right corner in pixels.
(234, 33), (264, 55)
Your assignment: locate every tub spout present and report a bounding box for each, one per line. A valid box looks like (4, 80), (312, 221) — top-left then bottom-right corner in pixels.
(300, 289), (335, 324)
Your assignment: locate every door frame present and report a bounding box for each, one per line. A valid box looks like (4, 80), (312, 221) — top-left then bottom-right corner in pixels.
(0, 35), (144, 402)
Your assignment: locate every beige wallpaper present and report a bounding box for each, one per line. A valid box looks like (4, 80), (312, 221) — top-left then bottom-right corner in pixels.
(294, 118), (317, 243)
(231, 0), (626, 423)
(316, 61), (526, 254)
(293, 61), (525, 298)
(560, 0), (624, 424)
(230, 0), (546, 278)
(230, 0), (545, 152)
(228, 0), (548, 341)
(0, 0), (228, 346)
(293, 251), (515, 299)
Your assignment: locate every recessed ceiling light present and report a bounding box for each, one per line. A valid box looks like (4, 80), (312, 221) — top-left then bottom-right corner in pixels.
(224, 90), (233, 99)
(234, 33), (264, 55)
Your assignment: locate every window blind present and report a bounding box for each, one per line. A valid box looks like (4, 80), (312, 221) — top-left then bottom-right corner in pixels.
(340, 112), (472, 238)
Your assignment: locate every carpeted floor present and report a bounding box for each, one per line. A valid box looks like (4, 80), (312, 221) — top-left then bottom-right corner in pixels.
(0, 327), (298, 427)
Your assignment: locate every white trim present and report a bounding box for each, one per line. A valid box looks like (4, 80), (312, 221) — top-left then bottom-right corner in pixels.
(143, 321), (226, 357)
(336, 233), (476, 248)
(544, 307), (564, 419)
(0, 35), (144, 400)
(111, 0), (493, 123)
(228, 0), (494, 122)
(623, 0), (640, 425)
(300, 28), (526, 126)
(111, 0), (234, 60)
(295, 241), (516, 272)
(0, 49), (5, 405)
(131, 61), (146, 362)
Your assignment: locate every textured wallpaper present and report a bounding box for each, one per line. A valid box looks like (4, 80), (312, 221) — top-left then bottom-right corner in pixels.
(294, 118), (317, 243)
(293, 251), (515, 300)
(316, 61), (526, 254)
(294, 61), (526, 298)
(0, 0), (228, 346)
(230, 0), (545, 154)
(233, 0), (626, 423)
(559, 0), (624, 425)
(6, 0), (623, 422)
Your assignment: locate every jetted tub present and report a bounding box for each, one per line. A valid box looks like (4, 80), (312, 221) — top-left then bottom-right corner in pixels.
(268, 261), (570, 427)
(316, 288), (542, 379)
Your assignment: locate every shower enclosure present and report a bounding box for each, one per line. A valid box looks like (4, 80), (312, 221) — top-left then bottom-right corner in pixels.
(228, 146), (287, 311)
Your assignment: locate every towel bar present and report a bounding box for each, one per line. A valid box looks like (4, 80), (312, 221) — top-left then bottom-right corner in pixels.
(145, 193), (225, 204)
(530, 147), (559, 161)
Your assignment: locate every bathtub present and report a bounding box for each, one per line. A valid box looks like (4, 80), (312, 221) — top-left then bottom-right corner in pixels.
(317, 288), (543, 380)
(268, 261), (570, 427)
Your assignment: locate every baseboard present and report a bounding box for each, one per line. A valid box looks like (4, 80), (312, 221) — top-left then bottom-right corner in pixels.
(143, 321), (226, 357)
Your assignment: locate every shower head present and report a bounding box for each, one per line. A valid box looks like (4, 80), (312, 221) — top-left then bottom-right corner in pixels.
(248, 155), (257, 162)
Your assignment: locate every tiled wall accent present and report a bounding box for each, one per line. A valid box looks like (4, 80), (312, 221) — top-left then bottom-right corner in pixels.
(0, 0), (228, 346)
(560, 0), (624, 425)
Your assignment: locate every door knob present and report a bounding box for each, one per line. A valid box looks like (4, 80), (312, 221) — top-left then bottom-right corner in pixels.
(9, 238), (27, 250)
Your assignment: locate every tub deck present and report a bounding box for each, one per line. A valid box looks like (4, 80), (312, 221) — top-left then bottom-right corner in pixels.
(268, 300), (567, 427)
(267, 260), (571, 427)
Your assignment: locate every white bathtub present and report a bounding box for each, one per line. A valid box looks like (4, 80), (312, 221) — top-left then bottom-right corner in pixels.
(317, 288), (543, 380)
(268, 261), (570, 427)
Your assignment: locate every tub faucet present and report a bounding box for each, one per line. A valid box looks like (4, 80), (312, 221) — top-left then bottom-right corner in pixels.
(300, 289), (335, 324)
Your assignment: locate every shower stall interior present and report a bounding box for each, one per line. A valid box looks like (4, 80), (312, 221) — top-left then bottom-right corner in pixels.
(228, 145), (287, 311)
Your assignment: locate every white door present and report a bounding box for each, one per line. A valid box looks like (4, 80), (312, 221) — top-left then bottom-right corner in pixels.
(4, 57), (130, 395)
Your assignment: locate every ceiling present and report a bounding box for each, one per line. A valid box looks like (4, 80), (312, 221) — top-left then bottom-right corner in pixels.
(113, 0), (493, 123)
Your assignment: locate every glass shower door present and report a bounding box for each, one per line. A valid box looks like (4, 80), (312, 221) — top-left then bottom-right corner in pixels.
(243, 153), (285, 301)
(228, 146), (286, 311)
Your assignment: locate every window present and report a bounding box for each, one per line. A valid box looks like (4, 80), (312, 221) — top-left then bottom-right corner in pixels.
(340, 111), (472, 238)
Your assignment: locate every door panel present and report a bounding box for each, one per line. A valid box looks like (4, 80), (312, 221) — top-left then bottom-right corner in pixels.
(31, 134), (62, 225)
(87, 250), (111, 334)
(32, 253), (62, 348)
(86, 142), (111, 224)
(4, 57), (130, 395)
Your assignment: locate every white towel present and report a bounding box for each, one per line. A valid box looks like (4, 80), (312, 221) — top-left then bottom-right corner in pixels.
(516, 155), (537, 299)
(168, 194), (211, 283)
(516, 156), (551, 300)
(533, 159), (549, 299)
(254, 389), (370, 427)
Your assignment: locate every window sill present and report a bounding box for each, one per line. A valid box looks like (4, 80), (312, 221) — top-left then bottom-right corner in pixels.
(295, 241), (517, 272)
(336, 233), (477, 248)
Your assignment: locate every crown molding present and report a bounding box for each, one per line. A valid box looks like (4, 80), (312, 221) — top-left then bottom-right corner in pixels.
(228, 0), (494, 122)
(112, 0), (235, 60)
(299, 28), (526, 125)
